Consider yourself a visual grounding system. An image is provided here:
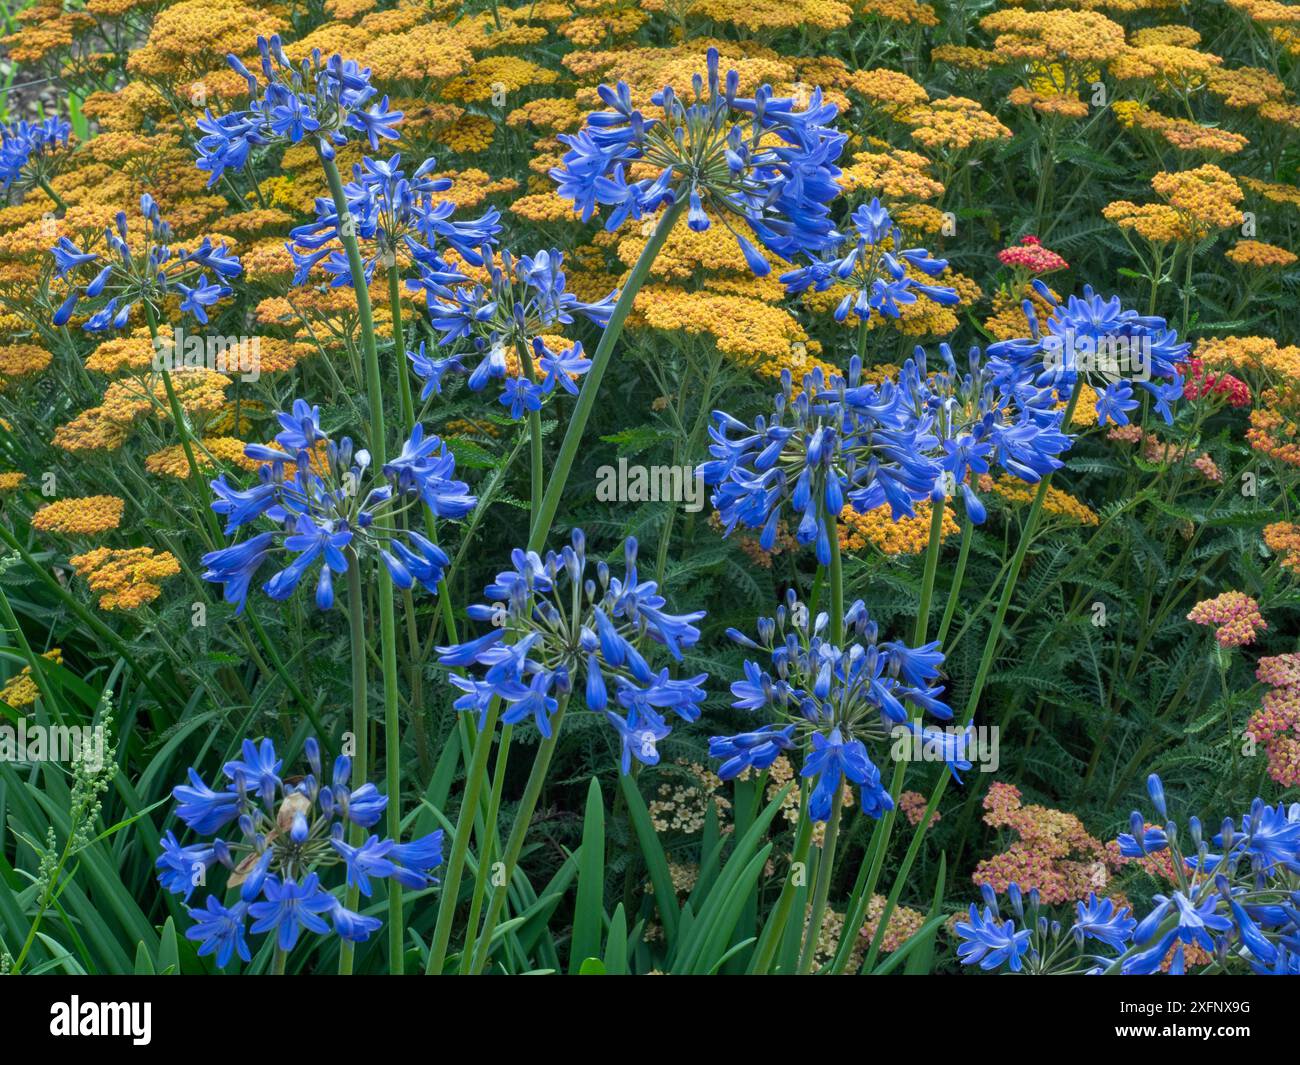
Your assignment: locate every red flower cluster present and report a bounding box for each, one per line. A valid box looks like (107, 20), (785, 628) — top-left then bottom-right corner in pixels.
(997, 235), (1068, 274)
(1179, 357), (1251, 408)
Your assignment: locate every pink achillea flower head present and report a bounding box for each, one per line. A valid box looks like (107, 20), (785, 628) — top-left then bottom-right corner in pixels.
(1187, 591), (1267, 647)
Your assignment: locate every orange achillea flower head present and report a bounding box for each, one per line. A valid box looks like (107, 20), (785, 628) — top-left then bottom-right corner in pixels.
(839, 147), (945, 201)
(977, 473), (1099, 525)
(1150, 164), (1244, 230)
(0, 343), (52, 386)
(1226, 239), (1298, 269)
(0, 472), (25, 491)
(974, 782), (1120, 905)
(1111, 100), (1249, 155)
(31, 495), (125, 536)
(1264, 522), (1300, 574)
(903, 96), (1012, 152)
(70, 547), (182, 611)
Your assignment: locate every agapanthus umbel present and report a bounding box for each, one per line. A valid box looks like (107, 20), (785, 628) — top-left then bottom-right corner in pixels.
(160, 736), (442, 966)
(898, 342), (1072, 524)
(781, 197), (959, 322)
(195, 35), (402, 186)
(702, 359), (941, 565)
(288, 152), (502, 288)
(0, 116), (71, 192)
(437, 530), (706, 773)
(1115, 778), (1300, 975)
(987, 283), (1188, 427)
(962, 774), (1300, 975)
(708, 594), (954, 821)
(407, 247), (614, 417)
(1187, 591), (1267, 648)
(956, 882), (1133, 974)
(201, 398), (475, 613)
(49, 193), (241, 331)
(550, 47), (845, 273)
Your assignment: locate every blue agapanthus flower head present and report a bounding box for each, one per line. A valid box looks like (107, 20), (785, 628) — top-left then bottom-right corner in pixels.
(195, 36), (402, 186)
(0, 115), (71, 191)
(48, 193), (241, 330)
(988, 282), (1188, 427)
(201, 399), (474, 613)
(899, 342), (1073, 524)
(407, 245), (613, 417)
(708, 594), (951, 821)
(437, 529), (707, 772)
(550, 47), (845, 273)
(781, 197), (959, 323)
(702, 358), (941, 564)
(962, 784), (1300, 974)
(288, 152), (502, 287)
(161, 735), (443, 966)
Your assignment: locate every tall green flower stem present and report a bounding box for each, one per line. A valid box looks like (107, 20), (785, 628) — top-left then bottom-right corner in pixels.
(795, 509), (845, 965)
(515, 337), (545, 527)
(527, 197), (686, 552)
(758, 508), (842, 973)
(459, 722), (513, 972)
(338, 552), (370, 976)
(829, 495), (950, 974)
(424, 697), (502, 974)
(858, 383), (1085, 973)
(468, 701), (570, 974)
(387, 261), (416, 435)
(319, 148), (405, 973)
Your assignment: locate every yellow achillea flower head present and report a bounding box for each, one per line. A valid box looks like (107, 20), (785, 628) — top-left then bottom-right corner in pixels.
(31, 495), (125, 535)
(0, 472), (25, 491)
(144, 437), (262, 479)
(838, 500), (958, 555)
(70, 547), (181, 611)
(977, 474), (1099, 525)
(0, 649), (63, 709)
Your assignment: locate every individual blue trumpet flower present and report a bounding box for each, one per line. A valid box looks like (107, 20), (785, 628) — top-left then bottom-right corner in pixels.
(708, 594), (952, 821)
(436, 529), (707, 772)
(550, 47), (846, 271)
(781, 198), (959, 323)
(161, 736), (444, 966)
(195, 36), (402, 186)
(201, 398), (474, 613)
(1071, 893), (1137, 952)
(954, 903), (1032, 972)
(47, 193), (241, 331)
